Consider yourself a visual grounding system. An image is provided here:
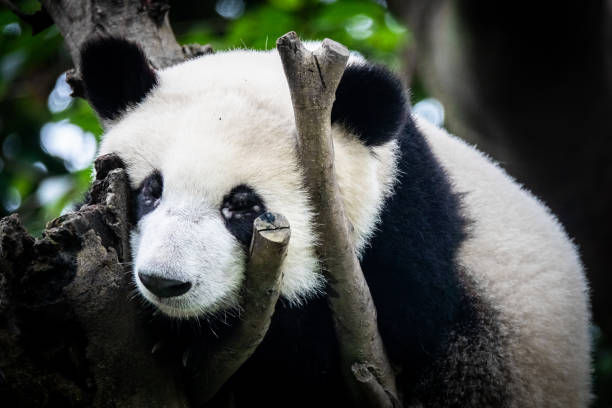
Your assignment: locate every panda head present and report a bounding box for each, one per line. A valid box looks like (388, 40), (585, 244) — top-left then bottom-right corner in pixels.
(80, 37), (407, 319)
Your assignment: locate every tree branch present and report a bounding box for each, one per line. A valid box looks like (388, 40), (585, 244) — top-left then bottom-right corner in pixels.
(188, 213), (290, 406)
(276, 31), (401, 407)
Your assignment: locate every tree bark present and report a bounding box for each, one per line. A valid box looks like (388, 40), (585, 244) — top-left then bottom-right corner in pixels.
(40, 0), (212, 98)
(188, 214), (290, 406)
(1, 2), (206, 405)
(1, 155), (190, 407)
(277, 32), (400, 407)
(0, 154), (292, 407)
(1, 2), (287, 404)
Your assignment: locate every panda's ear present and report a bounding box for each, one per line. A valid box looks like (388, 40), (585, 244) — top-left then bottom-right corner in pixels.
(80, 37), (158, 121)
(331, 62), (408, 146)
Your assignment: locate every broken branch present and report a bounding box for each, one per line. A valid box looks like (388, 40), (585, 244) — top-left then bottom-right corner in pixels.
(276, 31), (401, 407)
(188, 212), (290, 405)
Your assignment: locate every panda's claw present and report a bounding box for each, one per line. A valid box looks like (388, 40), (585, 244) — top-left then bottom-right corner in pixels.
(182, 348), (191, 368)
(151, 339), (165, 355)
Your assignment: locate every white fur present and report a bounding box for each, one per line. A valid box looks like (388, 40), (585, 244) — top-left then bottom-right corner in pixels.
(97, 47), (591, 407)
(97, 44), (590, 405)
(131, 200), (245, 317)
(98, 48), (393, 316)
(417, 116), (592, 407)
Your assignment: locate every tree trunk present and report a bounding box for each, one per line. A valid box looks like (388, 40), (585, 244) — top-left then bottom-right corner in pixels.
(1, 155), (190, 407)
(40, 0), (211, 99)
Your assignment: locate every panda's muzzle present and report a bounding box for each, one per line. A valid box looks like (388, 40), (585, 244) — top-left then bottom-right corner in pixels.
(138, 272), (192, 298)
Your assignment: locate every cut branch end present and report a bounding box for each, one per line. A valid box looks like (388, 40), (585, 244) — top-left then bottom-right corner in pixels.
(189, 212), (289, 405)
(276, 31), (400, 407)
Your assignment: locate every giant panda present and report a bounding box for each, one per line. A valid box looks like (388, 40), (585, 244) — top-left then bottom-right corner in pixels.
(78, 37), (592, 407)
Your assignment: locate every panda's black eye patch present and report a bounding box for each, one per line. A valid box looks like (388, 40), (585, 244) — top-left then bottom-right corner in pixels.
(135, 171), (163, 221)
(221, 185), (266, 246)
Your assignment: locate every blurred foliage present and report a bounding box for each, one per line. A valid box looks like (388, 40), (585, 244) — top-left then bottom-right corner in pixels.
(0, 0), (409, 235)
(177, 0), (409, 69)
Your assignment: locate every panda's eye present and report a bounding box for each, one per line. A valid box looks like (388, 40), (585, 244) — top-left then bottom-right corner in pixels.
(143, 173), (162, 200)
(135, 171), (163, 221)
(221, 186), (265, 217)
(221, 185), (266, 246)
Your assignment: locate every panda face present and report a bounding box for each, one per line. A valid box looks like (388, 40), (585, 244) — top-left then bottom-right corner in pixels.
(130, 166), (266, 317)
(106, 96), (324, 318)
(131, 176), (250, 317)
(82, 38), (403, 319)
(131, 177), (246, 317)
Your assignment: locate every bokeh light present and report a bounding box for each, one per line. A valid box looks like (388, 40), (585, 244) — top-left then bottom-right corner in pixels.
(345, 14), (374, 40)
(413, 98), (445, 127)
(36, 176), (73, 206)
(215, 0), (245, 20)
(47, 72), (74, 113)
(40, 120), (97, 172)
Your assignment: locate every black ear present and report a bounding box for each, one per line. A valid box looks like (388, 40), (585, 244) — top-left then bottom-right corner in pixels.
(332, 63), (408, 146)
(80, 37), (158, 121)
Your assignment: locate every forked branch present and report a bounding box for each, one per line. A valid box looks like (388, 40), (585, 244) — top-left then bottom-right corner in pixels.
(276, 31), (401, 407)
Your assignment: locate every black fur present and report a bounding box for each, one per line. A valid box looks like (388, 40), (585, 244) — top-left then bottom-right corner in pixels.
(207, 115), (506, 407)
(134, 171), (163, 222)
(412, 271), (512, 407)
(331, 62), (408, 146)
(221, 185), (266, 246)
(360, 113), (468, 373)
(80, 37), (158, 120)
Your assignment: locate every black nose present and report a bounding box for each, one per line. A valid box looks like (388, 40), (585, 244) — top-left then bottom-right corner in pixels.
(138, 272), (192, 298)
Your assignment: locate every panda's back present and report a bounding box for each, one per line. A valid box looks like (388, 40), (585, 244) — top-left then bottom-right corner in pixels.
(227, 114), (592, 408)
(418, 116), (592, 407)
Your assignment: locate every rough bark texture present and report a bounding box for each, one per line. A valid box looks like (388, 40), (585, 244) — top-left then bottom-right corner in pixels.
(0, 155), (189, 407)
(0, 155), (292, 407)
(40, 0), (212, 98)
(387, 0), (612, 340)
(188, 213), (290, 406)
(277, 32), (400, 407)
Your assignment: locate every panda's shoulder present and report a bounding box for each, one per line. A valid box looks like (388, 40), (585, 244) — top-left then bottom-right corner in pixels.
(418, 115), (584, 288)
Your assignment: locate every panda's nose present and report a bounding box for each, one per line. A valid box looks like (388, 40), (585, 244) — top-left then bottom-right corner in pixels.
(138, 272), (192, 298)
